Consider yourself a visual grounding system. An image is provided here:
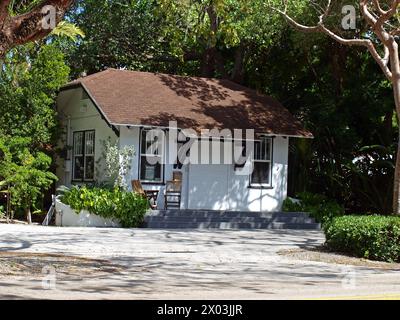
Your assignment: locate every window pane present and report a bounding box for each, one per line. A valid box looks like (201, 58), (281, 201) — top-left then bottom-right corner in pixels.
(261, 139), (266, 160)
(141, 130), (155, 154)
(254, 139), (271, 161)
(141, 130), (148, 154)
(85, 156), (94, 180)
(251, 162), (271, 185)
(73, 132), (84, 156)
(73, 156), (84, 180)
(140, 156), (162, 181)
(141, 130), (161, 155)
(265, 139), (271, 160)
(254, 141), (261, 160)
(85, 131), (95, 155)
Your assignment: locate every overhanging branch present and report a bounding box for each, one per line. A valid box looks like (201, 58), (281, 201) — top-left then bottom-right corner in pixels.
(0, 0), (74, 57)
(270, 0), (394, 81)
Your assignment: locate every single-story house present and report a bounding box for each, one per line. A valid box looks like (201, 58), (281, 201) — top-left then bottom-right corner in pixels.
(55, 68), (312, 212)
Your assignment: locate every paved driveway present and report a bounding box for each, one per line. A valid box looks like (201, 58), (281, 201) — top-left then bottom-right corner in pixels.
(0, 224), (399, 299)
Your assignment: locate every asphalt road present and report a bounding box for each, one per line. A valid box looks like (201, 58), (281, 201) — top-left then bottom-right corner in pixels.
(0, 224), (399, 300)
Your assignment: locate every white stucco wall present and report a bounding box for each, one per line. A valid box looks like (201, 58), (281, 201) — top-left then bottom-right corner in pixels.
(55, 199), (121, 227)
(56, 87), (118, 187)
(187, 136), (288, 211)
(119, 127), (288, 212)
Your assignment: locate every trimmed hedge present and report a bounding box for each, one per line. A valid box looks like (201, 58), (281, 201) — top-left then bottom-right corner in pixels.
(324, 215), (400, 262)
(59, 186), (149, 228)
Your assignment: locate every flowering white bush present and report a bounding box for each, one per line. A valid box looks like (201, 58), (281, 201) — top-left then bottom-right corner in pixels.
(97, 138), (135, 190)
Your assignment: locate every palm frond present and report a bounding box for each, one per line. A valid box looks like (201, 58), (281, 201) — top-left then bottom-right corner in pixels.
(51, 21), (85, 42)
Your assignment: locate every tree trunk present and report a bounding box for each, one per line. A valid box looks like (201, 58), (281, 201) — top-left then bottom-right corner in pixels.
(231, 44), (245, 84)
(392, 76), (400, 215)
(199, 3), (224, 78)
(200, 47), (216, 77)
(26, 207), (32, 224)
(6, 190), (10, 223)
(0, 0), (74, 58)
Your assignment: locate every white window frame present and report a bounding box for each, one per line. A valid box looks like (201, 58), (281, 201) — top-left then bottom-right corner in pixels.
(250, 137), (273, 188)
(139, 128), (165, 183)
(72, 130), (95, 182)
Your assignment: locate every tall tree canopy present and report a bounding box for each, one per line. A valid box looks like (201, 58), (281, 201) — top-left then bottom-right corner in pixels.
(0, 43), (70, 148)
(271, 0), (400, 214)
(66, 0), (284, 80)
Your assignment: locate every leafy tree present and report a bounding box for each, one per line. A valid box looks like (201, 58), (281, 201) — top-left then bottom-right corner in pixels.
(271, 1), (400, 214)
(66, 0), (169, 77)
(253, 25), (396, 214)
(65, 0), (285, 80)
(156, 0), (285, 80)
(0, 20), (80, 222)
(0, 136), (57, 223)
(0, 43), (70, 149)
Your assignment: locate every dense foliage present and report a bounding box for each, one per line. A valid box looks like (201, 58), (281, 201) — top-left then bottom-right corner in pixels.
(66, 0), (168, 77)
(0, 136), (58, 222)
(0, 34), (76, 221)
(264, 31), (396, 215)
(0, 43), (70, 148)
(283, 192), (344, 224)
(324, 215), (400, 263)
(65, 0), (287, 80)
(59, 186), (149, 228)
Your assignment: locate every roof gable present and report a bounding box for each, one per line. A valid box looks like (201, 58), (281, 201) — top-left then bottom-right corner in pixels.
(63, 69), (312, 138)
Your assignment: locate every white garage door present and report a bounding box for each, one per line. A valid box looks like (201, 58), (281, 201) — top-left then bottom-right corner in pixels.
(188, 164), (230, 210)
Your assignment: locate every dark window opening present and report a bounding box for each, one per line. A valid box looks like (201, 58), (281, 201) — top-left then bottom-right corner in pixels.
(72, 130), (95, 182)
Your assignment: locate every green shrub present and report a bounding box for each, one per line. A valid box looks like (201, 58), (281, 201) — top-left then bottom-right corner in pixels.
(59, 186), (149, 228)
(324, 215), (400, 263)
(283, 192), (344, 224)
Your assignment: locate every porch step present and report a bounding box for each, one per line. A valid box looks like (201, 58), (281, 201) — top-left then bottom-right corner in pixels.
(143, 210), (320, 230)
(145, 216), (315, 224)
(147, 210), (310, 219)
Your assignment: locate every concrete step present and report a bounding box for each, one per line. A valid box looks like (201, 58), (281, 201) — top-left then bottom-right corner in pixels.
(145, 216), (316, 224)
(147, 210), (310, 219)
(144, 221), (321, 230)
(143, 210), (320, 230)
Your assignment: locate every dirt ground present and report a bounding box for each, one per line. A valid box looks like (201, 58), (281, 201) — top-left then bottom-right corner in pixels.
(278, 247), (400, 270)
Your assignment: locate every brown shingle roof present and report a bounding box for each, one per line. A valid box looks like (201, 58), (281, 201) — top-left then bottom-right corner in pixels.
(64, 69), (312, 138)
